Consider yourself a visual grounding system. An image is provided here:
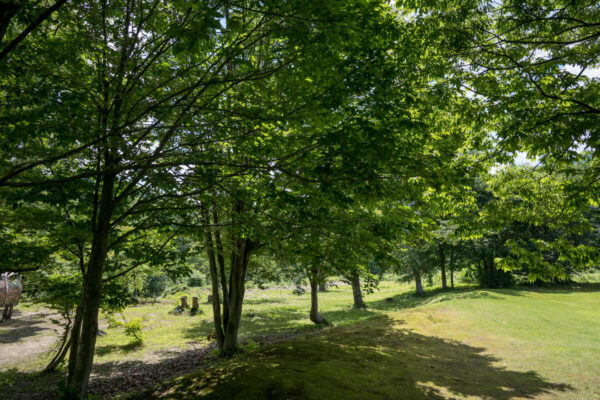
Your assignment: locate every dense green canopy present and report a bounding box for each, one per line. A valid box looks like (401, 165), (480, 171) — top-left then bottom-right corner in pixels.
(0, 0), (598, 398)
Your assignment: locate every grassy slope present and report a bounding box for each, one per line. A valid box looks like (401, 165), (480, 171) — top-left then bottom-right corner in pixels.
(135, 286), (600, 400)
(91, 281), (403, 366)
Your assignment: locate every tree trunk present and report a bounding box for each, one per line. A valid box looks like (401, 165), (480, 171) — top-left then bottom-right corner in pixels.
(67, 304), (83, 385)
(45, 312), (73, 373)
(318, 282), (327, 292)
(45, 334), (72, 373)
(449, 249), (455, 289)
(68, 243), (107, 397)
(203, 206), (225, 349)
(205, 199), (256, 355)
(415, 273), (424, 296)
(67, 171), (115, 398)
(350, 272), (366, 309)
(439, 243), (447, 289)
(212, 206), (229, 325)
(222, 237), (252, 354)
(308, 268), (327, 324)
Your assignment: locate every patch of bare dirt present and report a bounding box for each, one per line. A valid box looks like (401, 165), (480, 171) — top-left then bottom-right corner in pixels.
(0, 309), (64, 370)
(4, 327), (325, 400)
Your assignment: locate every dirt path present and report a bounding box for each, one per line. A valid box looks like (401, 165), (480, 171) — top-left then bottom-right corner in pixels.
(0, 309), (64, 371)
(2, 325), (324, 400)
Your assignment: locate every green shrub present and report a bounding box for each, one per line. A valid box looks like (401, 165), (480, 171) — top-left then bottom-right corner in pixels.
(107, 314), (145, 345)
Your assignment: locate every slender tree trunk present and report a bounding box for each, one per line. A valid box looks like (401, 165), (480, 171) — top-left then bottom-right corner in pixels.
(45, 335), (72, 373)
(67, 171), (115, 398)
(308, 267), (327, 324)
(415, 273), (424, 296)
(67, 305), (82, 385)
(202, 207), (225, 350)
(318, 282), (327, 292)
(45, 312), (73, 373)
(350, 272), (366, 309)
(449, 249), (455, 289)
(439, 243), (447, 289)
(222, 235), (254, 354)
(212, 206), (229, 325)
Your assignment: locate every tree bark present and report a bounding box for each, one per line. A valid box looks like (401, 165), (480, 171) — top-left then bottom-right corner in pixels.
(44, 310), (73, 373)
(212, 206), (229, 325)
(67, 170), (115, 398)
(439, 243), (447, 289)
(415, 273), (424, 296)
(45, 333), (71, 373)
(222, 237), (252, 354)
(449, 249), (455, 289)
(203, 206), (225, 349)
(308, 267), (327, 324)
(67, 304), (83, 385)
(350, 272), (366, 309)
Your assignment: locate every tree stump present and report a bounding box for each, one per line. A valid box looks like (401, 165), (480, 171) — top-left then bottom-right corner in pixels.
(191, 297), (199, 311)
(180, 296), (188, 308)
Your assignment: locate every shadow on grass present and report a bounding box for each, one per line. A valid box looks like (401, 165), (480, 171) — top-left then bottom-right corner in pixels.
(0, 368), (65, 400)
(136, 314), (573, 400)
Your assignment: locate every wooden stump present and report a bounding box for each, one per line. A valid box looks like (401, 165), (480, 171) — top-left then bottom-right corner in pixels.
(191, 297), (199, 311)
(180, 296), (188, 309)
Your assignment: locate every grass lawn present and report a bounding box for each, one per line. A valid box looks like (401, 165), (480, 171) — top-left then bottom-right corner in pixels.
(133, 285), (600, 400)
(1, 279), (599, 399)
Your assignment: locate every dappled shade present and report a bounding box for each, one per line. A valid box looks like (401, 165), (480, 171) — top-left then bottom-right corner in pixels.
(136, 315), (572, 400)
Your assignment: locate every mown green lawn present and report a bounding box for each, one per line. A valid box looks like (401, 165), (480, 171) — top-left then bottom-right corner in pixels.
(2, 279), (599, 400)
(131, 284), (600, 400)
(93, 280), (404, 365)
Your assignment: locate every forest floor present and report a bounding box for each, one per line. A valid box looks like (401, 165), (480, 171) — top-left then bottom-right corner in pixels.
(1, 278), (599, 399)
